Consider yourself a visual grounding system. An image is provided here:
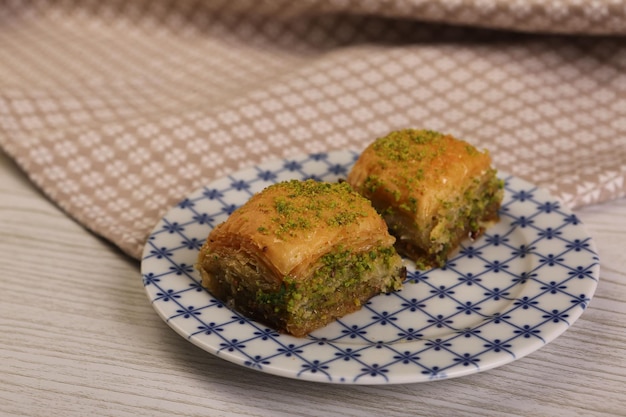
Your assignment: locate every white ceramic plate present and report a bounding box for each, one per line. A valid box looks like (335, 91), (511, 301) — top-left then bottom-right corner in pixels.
(141, 150), (599, 384)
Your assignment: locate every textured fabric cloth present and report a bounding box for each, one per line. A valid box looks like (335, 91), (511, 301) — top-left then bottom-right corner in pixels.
(1, 1), (625, 259)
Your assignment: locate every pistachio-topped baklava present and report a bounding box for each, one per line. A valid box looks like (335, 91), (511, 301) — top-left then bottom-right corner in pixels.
(347, 129), (503, 269)
(196, 179), (405, 337)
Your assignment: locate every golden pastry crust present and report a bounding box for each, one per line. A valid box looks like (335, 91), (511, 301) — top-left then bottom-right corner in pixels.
(347, 129), (503, 269)
(196, 179), (405, 337)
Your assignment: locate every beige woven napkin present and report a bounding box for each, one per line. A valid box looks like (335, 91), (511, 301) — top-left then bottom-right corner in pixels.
(1, 1), (625, 259)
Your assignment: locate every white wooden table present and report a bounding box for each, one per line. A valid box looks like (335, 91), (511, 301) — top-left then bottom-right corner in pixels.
(1, 149), (624, 417)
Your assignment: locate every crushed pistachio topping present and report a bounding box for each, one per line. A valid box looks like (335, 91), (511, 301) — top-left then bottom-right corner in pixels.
(255, 179), (371, 239)
(363, 129), (449, 201)
(372, 129), (445, 162)
(465, 144), (479, 155)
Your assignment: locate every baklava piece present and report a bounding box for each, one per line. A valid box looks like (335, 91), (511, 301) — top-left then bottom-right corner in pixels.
(196, 179), (405, 337)
(347, 129), (503, 269)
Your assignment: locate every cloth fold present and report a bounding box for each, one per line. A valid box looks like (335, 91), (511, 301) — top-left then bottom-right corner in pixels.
(1, 1), (625, 259)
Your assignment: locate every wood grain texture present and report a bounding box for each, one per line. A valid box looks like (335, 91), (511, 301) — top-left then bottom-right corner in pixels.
(1, 150), (624, 417)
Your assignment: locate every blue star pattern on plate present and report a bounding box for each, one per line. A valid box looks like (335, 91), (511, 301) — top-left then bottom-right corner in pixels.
(141, 150), (599, 384)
